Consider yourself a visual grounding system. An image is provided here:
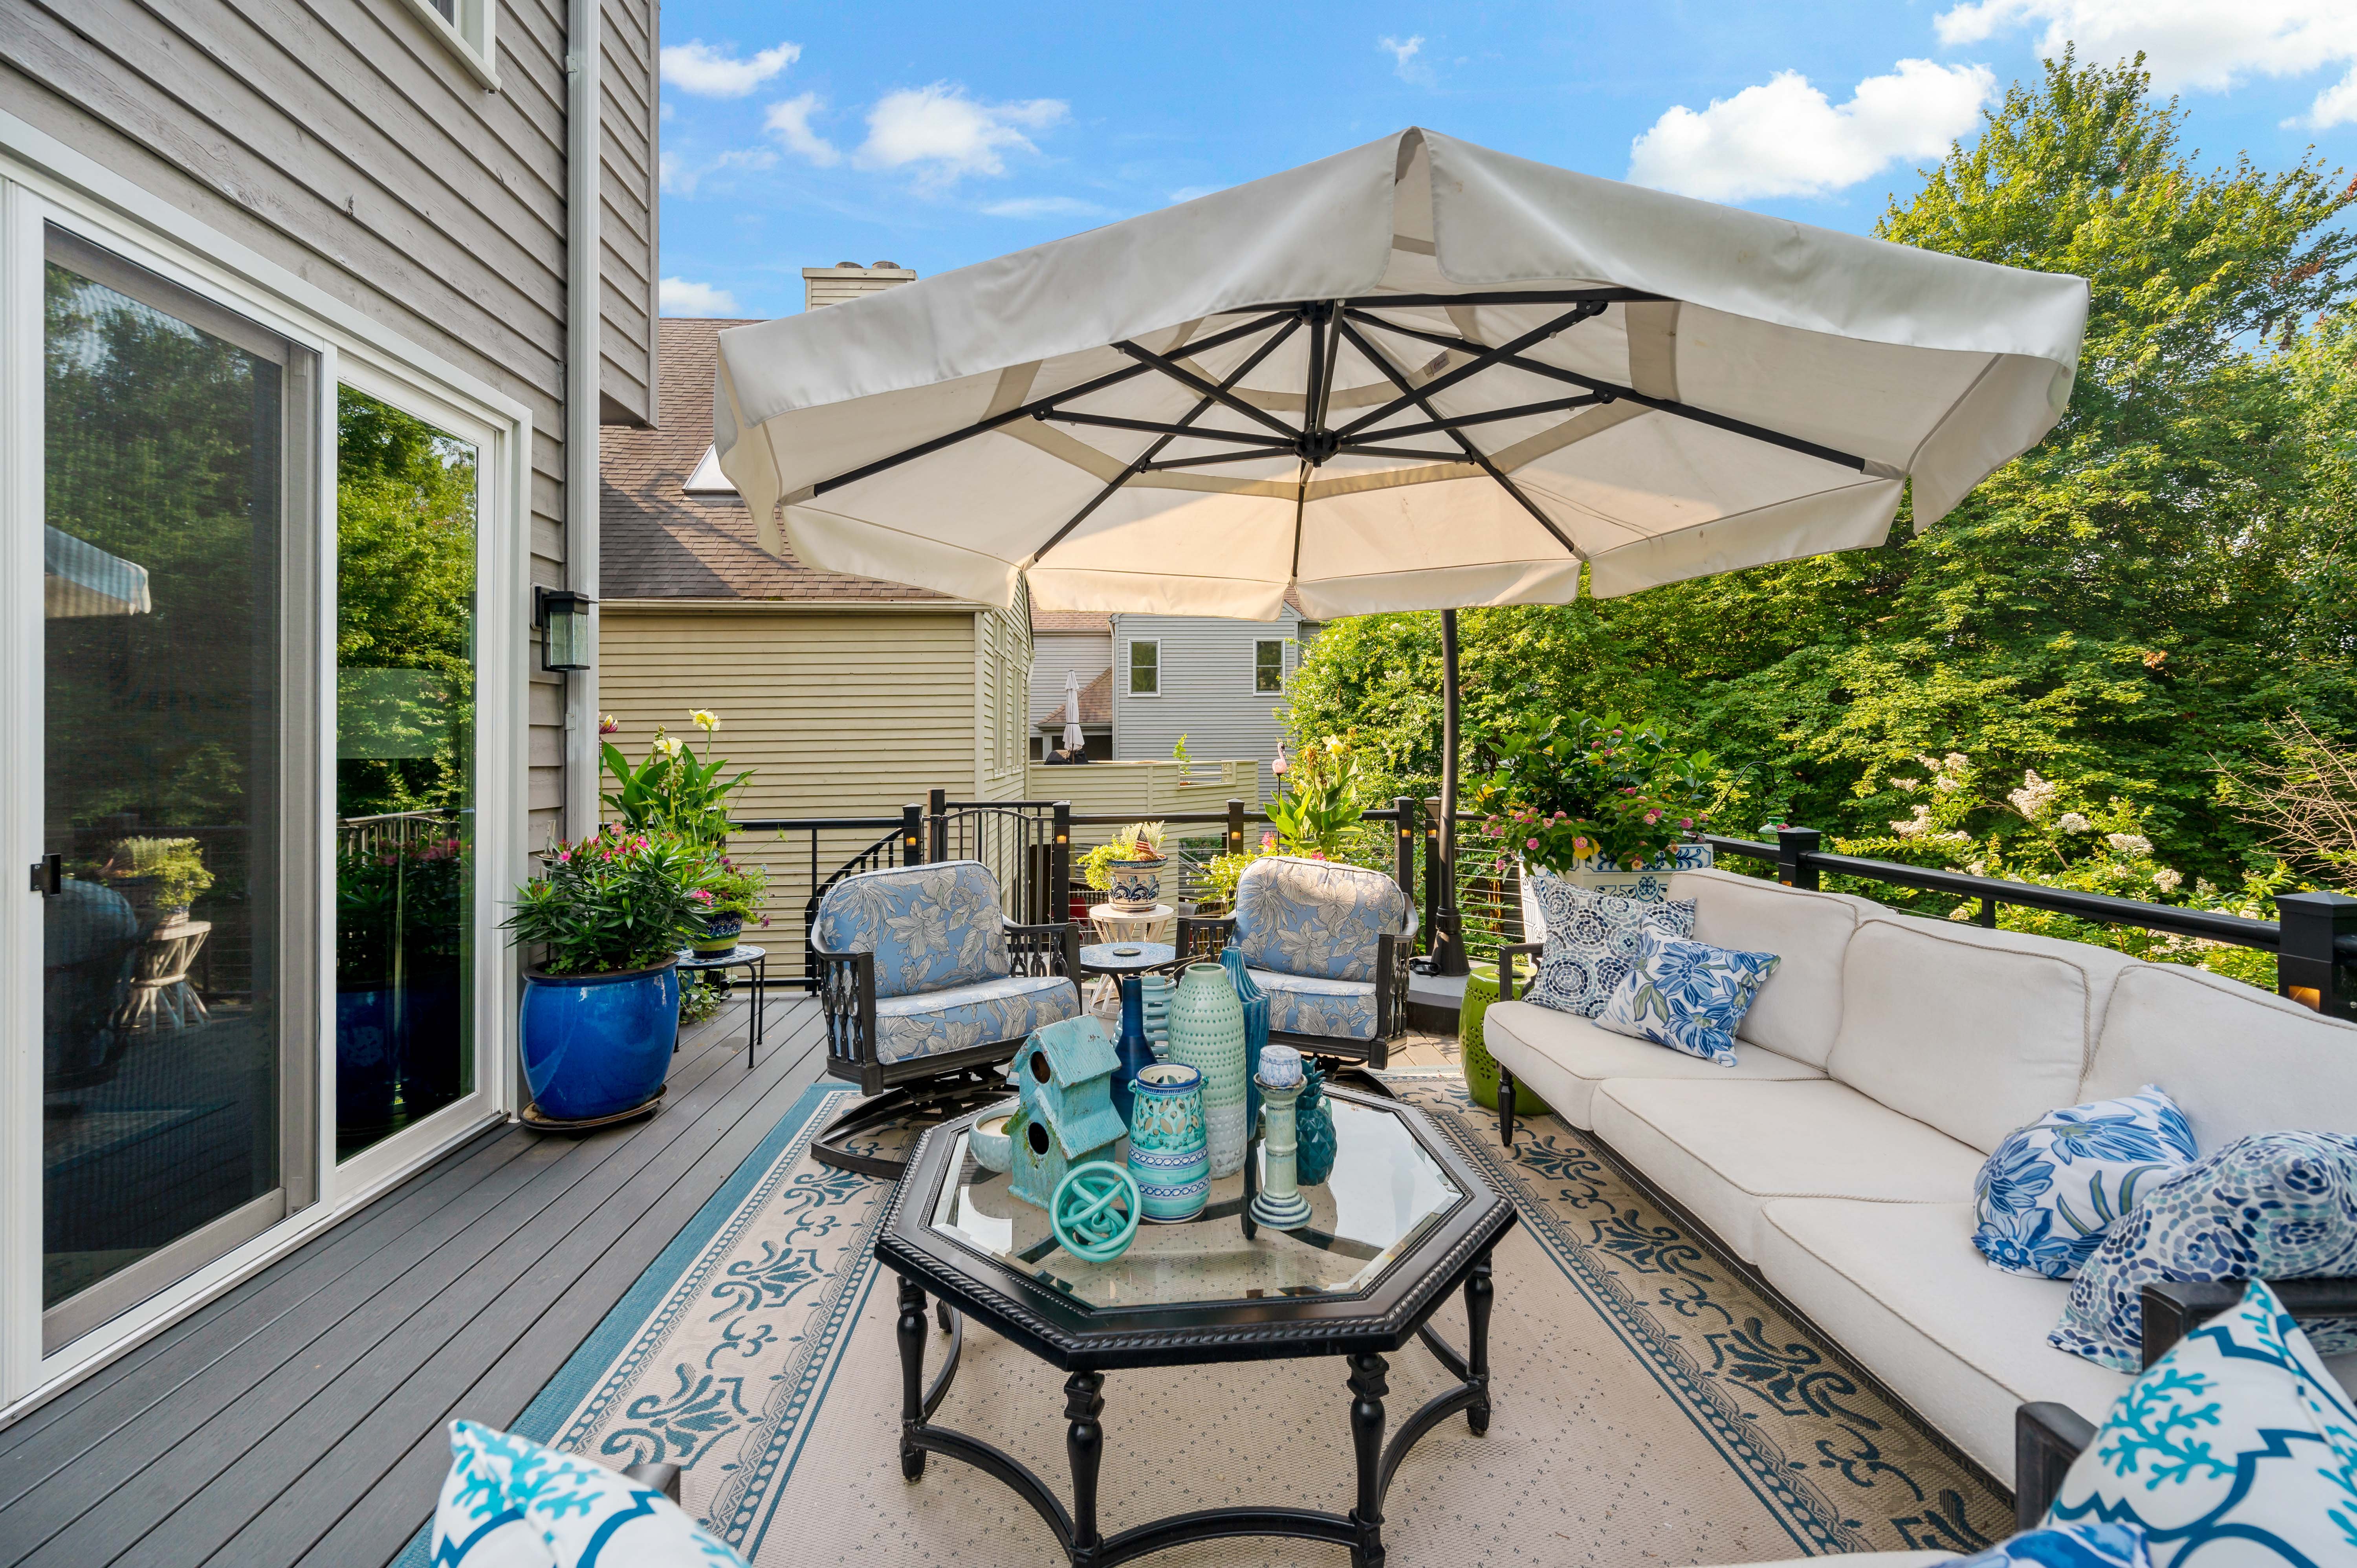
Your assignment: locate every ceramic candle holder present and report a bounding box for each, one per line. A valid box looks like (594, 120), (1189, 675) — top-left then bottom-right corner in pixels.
(1248, 1073), (1312, 1231)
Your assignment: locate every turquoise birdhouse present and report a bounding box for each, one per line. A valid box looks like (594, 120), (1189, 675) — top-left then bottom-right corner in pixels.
(1006, 1017), (1128, 1209)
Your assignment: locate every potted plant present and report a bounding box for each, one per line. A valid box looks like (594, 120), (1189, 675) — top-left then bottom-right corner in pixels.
(692, 852), (767, 955)
(1469, 711), (1719, 914)
(1085, 821), (1168, 913)
(103, 836), (213, 928)
(504, 829), (709, 1122)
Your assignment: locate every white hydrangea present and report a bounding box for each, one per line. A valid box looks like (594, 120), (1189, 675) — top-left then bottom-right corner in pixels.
(2153, 867), (2183, 893)
(1890, 804), (1934, 838)
(1935, 831), (1972, 844)
(2106, 832), (2152, 857)
(2007, 769), (2059, 820)
(2056, 811), (2094, 833)
(1889, 777), (1922, 792)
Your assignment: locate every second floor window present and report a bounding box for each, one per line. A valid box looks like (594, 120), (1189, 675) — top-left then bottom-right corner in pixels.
(1254, 639), (1285, 693)
(1129, 639), (1159, 696)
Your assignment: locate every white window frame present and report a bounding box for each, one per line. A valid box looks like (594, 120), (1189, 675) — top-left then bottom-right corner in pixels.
(1252, 638), (1287, 694)
(1127, 638), (1160, 697)
(399, 0), (502, 91)
(0, 114), (530, 1418)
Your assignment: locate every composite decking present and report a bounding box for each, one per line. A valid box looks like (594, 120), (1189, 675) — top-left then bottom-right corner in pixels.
(0, 994), (827, 1568)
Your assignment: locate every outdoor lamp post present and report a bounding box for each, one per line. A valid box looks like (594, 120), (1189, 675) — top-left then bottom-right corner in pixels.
(535, 587), (593, 673)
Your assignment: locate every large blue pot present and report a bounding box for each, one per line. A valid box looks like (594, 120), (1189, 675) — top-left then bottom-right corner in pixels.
(520, 959), (680, 1121)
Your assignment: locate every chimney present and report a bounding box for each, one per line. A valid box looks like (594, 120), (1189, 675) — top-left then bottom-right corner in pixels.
(802, 260), (917, 310)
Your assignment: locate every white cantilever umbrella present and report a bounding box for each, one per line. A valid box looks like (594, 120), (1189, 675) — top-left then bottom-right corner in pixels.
(712, 127), (2087, 964)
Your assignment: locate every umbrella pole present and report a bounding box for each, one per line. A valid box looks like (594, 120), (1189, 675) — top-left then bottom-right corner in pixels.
(1432, 609), (1469, 977)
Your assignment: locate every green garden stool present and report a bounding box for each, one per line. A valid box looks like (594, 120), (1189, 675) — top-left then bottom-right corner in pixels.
(1459, 960), (1549, 1116)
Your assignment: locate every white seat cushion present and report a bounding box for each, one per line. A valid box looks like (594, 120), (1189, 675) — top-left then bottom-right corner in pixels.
(1666, 868), (1864, 1068)
(1482, 998), (1822, 1130)
(1592, 1079), (1985, 1261)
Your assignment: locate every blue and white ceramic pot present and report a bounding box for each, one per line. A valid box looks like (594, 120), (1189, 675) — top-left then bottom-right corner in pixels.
(1126, 1062), (1208, 1222)
(1105, 858), (1164, 913)
(520, 958), (680, 1121)
(692, 909), (744, 956)
(1519, 841), (1716, 929)
(1167, 962), (1248, 1178)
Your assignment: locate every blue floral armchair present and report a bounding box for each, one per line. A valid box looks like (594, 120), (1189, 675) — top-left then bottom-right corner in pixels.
(810, 860), (1078, 1177)
(1176, 855), (1416, 1068)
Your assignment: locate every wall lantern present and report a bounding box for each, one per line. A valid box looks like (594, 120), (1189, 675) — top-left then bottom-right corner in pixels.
(535, 587), (594, 672)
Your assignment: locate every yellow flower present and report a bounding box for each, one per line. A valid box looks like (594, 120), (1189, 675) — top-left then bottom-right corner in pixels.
(1323, 735), (1345, 753)
(690, 709), (720, 732)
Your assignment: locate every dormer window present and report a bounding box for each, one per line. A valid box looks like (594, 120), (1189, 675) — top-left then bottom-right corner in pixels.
(683, 445), (739, 496)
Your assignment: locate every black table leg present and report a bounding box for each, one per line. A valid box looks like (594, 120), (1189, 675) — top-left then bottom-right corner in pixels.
(1465, 1250), (1494, 1434)
(898, 1277), (928, 1480)
(750, 954), (764, 1069)
(1347, 1352), (1388, 1568)
(1066, 1370), (1105, 1564)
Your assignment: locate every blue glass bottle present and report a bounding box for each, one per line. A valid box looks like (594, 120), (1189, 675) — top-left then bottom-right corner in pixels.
(1109, 975), (1158, 1126)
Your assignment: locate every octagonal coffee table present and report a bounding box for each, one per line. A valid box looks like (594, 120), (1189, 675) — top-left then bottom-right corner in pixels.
(874, 1084), (1516, 1568)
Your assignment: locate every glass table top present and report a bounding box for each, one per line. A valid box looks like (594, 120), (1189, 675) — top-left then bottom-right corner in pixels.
(927, 1096), (1464, 1311)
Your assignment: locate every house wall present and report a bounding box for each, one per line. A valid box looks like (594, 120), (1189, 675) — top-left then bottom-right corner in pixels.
(974, 592), (1032, 802)
(1029, 630), (1113, 731)
(598, 0), (659, 426)
(0, 0), (659, 844)
(1111, 611), (1300, 795)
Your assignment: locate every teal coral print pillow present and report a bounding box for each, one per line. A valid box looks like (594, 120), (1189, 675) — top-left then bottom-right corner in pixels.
(2051, 1130), (2357, 1370)
(1939, 1523), (2150, 1568)
(1526, 870), (1696, 1018)
(1974, 1086), (2198, 1281)
(1231, 856), (1408, 983)
(2046, 1280), (2357, 1567)
(812, 861), (1011, 999)
(1592, 929), (1779, 1066)
(432, 1420), (746, 1566)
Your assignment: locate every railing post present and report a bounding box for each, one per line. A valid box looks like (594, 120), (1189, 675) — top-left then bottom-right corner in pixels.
(1052, 802), (1073, 927)
(901, 803), (924, 866)
(2276, 891), (2357, 1021)
(1393, 795), (1417, 906)
(927, 787), (948, 865)
(1422, 796), (1442, 957)
(1776, 826), (1822, 891)
(1226, 798), (1246, 857)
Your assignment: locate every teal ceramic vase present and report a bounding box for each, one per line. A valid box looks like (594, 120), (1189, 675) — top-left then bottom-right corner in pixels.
(1295, 1059), (1337, 1187)
(1167, 962), (1248, 1178)
(1219, 945), (1270, 1134)
(1126, 1061), (1208, 1222)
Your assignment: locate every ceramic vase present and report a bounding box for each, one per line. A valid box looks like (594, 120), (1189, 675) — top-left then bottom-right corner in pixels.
(1219, 946), (1270, 1135)
(519, 958), (681, 1122)
(1138, 973), (1173, 1057)
(691, 909), (744, 955)
(1126, 1062), (1208, 1222)
(1166, 962), (1248, 1178)
(1295, 1060), (1337, 1187)
(1110, 976), (1157, 1126)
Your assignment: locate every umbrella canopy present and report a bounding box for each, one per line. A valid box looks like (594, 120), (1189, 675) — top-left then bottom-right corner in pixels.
(713, 127), (2086, 619)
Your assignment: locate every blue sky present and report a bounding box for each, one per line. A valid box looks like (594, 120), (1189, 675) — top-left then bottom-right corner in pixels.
(653, 2), (2357, 321)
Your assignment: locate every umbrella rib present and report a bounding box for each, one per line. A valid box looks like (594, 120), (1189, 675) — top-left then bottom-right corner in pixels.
(1112, 339), (1302, 443)
(1030, 316), (1302, 558)
(1343, 308), (1873, 473)
(1335, 315), (1584, 560)
(1338, 287), (1664, 309)
(1136, 446), (1299, 472)
(808, 310), (1292, 500)
(1330, 444), (1475, 462)
(1038, 409), (1294, 446)
(1349, 394), (1605, 441)
(1330, 302), (1606, 442)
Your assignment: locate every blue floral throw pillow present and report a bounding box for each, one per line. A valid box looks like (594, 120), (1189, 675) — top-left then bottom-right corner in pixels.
(2050, 1130), (2357, 1371)
(1939, 1522), (2150, 1568)
(433, 1420), (747, 1566)
(1972, 1086), (2198, 1281)
(2046, 1280), (2357, 1568)
(1525, 870), (1696, 1019)
(1592, 929), (1780, 1067)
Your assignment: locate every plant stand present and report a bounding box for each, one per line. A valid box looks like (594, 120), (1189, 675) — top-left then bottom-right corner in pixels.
(520, 1084), (666, 1134)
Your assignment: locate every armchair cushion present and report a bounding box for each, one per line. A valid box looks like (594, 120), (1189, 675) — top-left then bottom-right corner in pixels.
(874, 973), (1079, 1065)
(1248, 966), (1376, 1042)
(813, 861), (1011, 999)
(1231, 857), (1408, 983)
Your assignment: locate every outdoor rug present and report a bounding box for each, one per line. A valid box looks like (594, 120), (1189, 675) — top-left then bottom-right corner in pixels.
(404, 1073), (2011, 1566)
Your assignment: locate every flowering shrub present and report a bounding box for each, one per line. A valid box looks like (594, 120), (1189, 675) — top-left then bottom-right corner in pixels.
(600, 709), (753, 846)
(1266, 736), (1369, 857)
(505, 829), (711, 976)
(1470, 711), (1718, 874)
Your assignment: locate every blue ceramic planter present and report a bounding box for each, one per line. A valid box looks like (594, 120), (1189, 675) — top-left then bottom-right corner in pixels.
(520, 959), (680, 1121)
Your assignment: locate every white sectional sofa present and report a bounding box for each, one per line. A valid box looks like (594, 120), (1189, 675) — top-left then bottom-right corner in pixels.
(1482, 866), (2357, 1483)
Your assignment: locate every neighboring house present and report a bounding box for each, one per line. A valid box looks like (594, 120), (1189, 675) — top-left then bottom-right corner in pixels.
(1030, 611), (1113, 760)
(601, 308), (1032, 954)
(0, 0), (656, 1405)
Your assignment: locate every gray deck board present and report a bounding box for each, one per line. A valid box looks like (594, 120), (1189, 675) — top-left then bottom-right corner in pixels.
(0, 995), (835, 1568)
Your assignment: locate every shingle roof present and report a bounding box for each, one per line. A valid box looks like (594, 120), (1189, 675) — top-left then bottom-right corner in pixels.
(1032, 609), (1111, 633)
(1038, 669), (1113, 729)
(600, 319), (951, 603)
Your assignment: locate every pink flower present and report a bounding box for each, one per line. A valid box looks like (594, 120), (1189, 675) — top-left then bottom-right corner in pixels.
(1679, 818), (1693, 830)
(691, 888), (713, 903)
(1526, 837), (1540, 849)
(1644, 811), (1661, 824)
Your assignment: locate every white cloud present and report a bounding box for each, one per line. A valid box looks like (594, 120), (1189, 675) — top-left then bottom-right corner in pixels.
(1167, 184), (1218, 203)
(1628, 60), (1996, 201)
(1934, 0), (2357, 128)
(660, 277), (739, 315)
(980, 195), (1114, 219)
(660, 147), (777, 196)
(764, 93), (841, 166)
(855, 84), (1069, 183)
(1379, 35), (1427, 81)
(659, 40), (801, 98)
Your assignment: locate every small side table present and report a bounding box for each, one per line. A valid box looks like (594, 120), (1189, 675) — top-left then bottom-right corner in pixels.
(1083, 905), (1173, 1009)
(676, 944), (767, 1069)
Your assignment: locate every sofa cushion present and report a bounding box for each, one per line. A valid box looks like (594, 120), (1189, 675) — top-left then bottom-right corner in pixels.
(1667, 868), (1865, 1068)
(1827, 916), (2137, 1156)
(873, 974), (1079, 1065)
(813, 860), (1011, 998)
(1248, 966), (1375, 1042)
(1232, 856), (1407, 982)
(1481, 998), (1822, 1130)
(2079, 962), (2357, 1148)
(1591, 1078), (1986, 1261)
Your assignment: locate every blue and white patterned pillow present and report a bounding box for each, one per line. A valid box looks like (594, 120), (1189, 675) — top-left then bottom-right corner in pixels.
(1940, 1523), (2151, 1568)
(2047, 1280), (2357, 1567)
(1525, 870), (1695, 1018)
(432, 1420), (746, 1566)
(1592, 929), (1780, 1067)
(2051, 1130), (2357, 1370)
(1973, 1086), (2199, 1281)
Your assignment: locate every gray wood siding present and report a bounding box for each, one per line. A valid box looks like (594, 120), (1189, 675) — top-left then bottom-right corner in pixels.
(1111, 611), (1300, 797)
(1029, 630), (1112, 733)
(0, 0), (656, 843)
(597, 0), (656, 425)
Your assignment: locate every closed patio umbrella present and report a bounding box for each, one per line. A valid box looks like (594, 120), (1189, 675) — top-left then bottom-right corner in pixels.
(1061, 667), (1085, 758)
(713, 127), (2087, 968)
